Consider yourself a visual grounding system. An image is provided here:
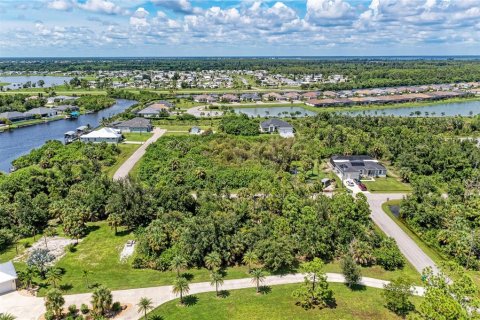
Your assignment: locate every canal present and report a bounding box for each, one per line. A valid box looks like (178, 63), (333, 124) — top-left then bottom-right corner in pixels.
(0, 99), (137, 172)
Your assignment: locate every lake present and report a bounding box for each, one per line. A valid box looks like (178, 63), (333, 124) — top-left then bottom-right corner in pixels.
(233, 106), (316, 117)
(342, 99), (480, 117)
(0, 76), (73, 90)
(0, 99), (137, 172)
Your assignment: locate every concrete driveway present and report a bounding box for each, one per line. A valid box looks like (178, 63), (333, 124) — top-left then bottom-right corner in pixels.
(0, 273), (424, 320)
(113, 128), (166, 181)
(365, 193), (439, 275)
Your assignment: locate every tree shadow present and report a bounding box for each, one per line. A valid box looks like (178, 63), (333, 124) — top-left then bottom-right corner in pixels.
(114, 229), (132, 237)
(90, 282), (100, 289)
(258, 285), (272, 295)
(182, 295), (198, 307)
(326, 298), (338, 309)
(59, 283), (73, 292)
(348, 283), (367, 291)
(218, 290), (230, 298)
(85, 225), (100, 236)
(181, 272), (194, 281)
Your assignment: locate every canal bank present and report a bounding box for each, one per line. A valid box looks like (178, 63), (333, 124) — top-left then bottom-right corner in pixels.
(0, 99), (137, 172)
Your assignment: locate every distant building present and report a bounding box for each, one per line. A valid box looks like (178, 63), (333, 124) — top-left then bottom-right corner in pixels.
(112, 117), (152, 133)
(137, 104), (170, 118)
(260, 118), (294, 138)
(330, 155), (387, 180)
(240, 93), (261, 101)
(194, 94), (217, 103)
(53, 105), (80, 113)
(0, 111), (30, 122)
(189, 126), (203, 135)
(0, 261), (17, 294)
(80, 127), (122, 143)
(25, 107), (57, 118)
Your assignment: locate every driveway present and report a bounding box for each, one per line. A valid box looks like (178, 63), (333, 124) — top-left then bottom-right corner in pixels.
(365, 193), (439, 275)
(113, 128), (166, 181)
(0, 273), (424, 320)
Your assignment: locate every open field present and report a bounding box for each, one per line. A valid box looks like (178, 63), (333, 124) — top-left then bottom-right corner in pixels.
(148, 283), (420, 320)
(122, 132), (153, 142)
(363, 177), (412, 193)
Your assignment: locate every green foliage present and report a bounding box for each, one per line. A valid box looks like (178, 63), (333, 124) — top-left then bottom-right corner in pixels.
(74, 95), (115, 112)
(374, 238), (406, 271)
(0, 94), (46, 113)
(91, 286), (113, 316)
(382, 277), (415, 318)
(45, 288), (65, 319)
(219, 114), (259, 136)
(292, 264), (334, 310)
(80, 304), (89, 315)
(172, 276), (190, 304)
(341, 254), (362, 288)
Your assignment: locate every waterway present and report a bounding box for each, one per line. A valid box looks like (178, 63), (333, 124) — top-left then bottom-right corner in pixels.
(0, 99), (136, 172)
(0, 76), (73, 90)
(342, 99), (480, 117)
(233, 106), (316, 117)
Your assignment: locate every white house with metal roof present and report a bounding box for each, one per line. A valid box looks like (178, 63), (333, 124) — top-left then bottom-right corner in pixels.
(80, 127), (122, 144)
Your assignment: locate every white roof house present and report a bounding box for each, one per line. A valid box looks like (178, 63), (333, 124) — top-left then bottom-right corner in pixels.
(0, 261), (17, 294)
(80, 127), (122, 144)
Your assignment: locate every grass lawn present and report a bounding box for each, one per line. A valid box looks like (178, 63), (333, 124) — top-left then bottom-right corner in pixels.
(148, 283), (420, 320)
(104, 143), (141, 178)
(159, 124), (215, 132)
(362, 177), (412, 193)
(122, 132), (153, 142)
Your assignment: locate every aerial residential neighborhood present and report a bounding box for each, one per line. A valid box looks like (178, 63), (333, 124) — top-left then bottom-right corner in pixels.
(0, 1), (480, 320)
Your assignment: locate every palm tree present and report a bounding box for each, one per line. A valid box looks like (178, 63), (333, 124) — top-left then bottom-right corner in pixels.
(46, 267), (63, 288)
(210, 271), (224, 297)
(82, 270), (91, 288)
(170, 255), (187, 276)
(107, 213), (122, 235)
(91, 286), (113, 316)
(19, 267), (35, 291)
(137, 297), (153, 319)
(242, 250), (259, 272)
(172, 276), (190, 305)
(250, 268), (266, 294)
(0, 313), (16, 320)
(44, 288), (65, 319)
(204, 252), (222, 271)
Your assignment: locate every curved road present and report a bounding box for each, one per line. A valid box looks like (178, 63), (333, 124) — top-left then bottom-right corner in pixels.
(365, 193), (439, 275)
(0, 273), (424, 320)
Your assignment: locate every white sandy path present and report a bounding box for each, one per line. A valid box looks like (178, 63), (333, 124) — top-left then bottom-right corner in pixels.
(0, 273), (424, 320)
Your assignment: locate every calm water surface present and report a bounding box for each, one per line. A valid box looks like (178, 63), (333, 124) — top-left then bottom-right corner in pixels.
(0, 76), (73, 90)
(0, 99), (136, 172)
(343, 100), (480, 117)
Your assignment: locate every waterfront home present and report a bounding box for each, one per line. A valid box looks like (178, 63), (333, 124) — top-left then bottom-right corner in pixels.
(221, 94), (239, 103)
(240, 93), (261, 101)
(137, 104), (170, 118)
(194, 94), (217, 103)
(284, 92), (301, 100)
(0, 111), (31, 122)
(260, 118), (294, 138)
(80, 127), (122, 143)
(302, 92), (319, 100)
(112, 117), (152, 133)
(54, 105), (80, 113)
(330, 155), (387, 180)
(47, 95), (79, 104)
(262, 92), (285, 101)
(25, 107), (58, 118)
(0, 261), (17, 294)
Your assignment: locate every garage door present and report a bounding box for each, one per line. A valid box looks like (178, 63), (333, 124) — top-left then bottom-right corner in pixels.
(0, 281), (13, 294)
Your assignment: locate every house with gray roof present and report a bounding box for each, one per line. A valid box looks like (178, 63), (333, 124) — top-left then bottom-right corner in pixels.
(25, 107), (57, 118)
(260, 118), (294, 138)
(0, 111), (30, 122)
(330, 155), (387, 180)
(112, 117), (152, 133)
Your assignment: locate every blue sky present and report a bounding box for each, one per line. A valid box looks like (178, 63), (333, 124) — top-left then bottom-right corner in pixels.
(0, 0), (479, 57)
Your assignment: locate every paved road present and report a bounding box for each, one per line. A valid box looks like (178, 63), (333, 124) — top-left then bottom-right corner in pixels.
(0, 273), (424, 320)
(365, 192), (439, 275)
(113, 128), (166, 181)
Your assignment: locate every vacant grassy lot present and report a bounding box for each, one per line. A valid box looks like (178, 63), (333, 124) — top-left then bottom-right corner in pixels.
(104, 143), (141, 178)
(362, 177), (412, 193)
(148, 283), (420, 320)
(122, 132), (153, 142)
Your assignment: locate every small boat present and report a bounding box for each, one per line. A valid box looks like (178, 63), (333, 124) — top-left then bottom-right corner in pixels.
(64, 131), (77, 144)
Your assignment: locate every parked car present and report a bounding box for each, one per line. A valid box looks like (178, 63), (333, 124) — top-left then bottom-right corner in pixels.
(359, 183), (367, 191)
(346, 179), (355, 187)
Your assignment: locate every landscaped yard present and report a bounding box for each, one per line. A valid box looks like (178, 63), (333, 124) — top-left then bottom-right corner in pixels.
(122, 132), (153, 142)
(362, 177), (412, 193)
(148, 283), (421, 320)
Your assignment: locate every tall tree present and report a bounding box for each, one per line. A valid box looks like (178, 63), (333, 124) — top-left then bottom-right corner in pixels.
(91, 286), (113, 316)
(172, 277), (190, 305)
(242, 250), (259, 272)
(382, 277), (415, 318)
(210, 271), (224, 297)
(137, 297), (154, 320)
(44, 288), (65, 319)
(341, 254), (362, 288)
(204, 252), (222, 271)
(250, 268), (266, 294)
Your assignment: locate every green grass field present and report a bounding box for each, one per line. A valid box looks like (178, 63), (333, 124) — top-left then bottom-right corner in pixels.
(122, 132), (153, 142)
(0, 220), (411, 295)
(104, 143), (141, 178)
(148, 283), (420, 320)
(362, 177), (412, 193)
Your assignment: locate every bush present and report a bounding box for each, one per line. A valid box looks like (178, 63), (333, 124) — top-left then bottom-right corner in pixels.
(0, 228), (14, 250)
(132, 256), (147, 269)
(219, 114), (259, 136)
(68, 304), (77, 315)
(66, 243), (76, 253)
(44, 311), (55, 320)
(111, 301), (122, 312)
(375, 238), (405, 270)
(80, 303), (89, 315)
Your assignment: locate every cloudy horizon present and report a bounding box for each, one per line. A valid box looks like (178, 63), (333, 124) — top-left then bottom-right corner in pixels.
(1, 0), (479, 57)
